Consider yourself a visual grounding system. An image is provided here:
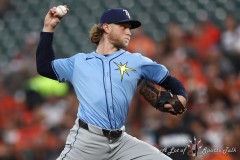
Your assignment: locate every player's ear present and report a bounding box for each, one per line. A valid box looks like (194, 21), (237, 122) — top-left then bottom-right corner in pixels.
(102, 23), (111, 33)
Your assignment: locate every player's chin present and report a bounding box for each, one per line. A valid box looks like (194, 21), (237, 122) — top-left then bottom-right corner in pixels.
(116, 42), (128, 49)
(122, 43), (129, 48)
(122, 41), (130, 48)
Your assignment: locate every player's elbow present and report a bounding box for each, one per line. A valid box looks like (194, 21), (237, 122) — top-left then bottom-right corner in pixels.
(36, 64), (45, 76)
(36, 63), (57, 80)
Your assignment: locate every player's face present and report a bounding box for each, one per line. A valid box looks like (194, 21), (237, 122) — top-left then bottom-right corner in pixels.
(108, 23), (131, 48)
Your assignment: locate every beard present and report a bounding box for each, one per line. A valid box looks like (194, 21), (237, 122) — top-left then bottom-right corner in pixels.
(108, 31), (129, 49)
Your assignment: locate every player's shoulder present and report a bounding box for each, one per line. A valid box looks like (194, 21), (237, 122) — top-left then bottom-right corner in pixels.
(123, 50), (152, 62)
(122, 50), (143, 57)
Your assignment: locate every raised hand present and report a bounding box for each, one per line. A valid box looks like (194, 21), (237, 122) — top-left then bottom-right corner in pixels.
(43, 5), (69, 32)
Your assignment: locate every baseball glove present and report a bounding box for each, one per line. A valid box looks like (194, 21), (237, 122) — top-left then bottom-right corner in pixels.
(140, 80), (186, 115)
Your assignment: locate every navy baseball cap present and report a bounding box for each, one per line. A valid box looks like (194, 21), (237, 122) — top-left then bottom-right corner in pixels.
(100, 8), (141, 29)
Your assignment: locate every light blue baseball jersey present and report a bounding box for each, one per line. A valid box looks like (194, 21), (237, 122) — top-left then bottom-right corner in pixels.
(52, 49), (169, 130)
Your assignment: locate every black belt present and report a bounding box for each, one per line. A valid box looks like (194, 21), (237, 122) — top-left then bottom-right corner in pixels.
(78, 119), (123, 140)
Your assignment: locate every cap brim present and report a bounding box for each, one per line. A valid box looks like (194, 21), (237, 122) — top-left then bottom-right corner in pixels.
(116, 20), (141, 29)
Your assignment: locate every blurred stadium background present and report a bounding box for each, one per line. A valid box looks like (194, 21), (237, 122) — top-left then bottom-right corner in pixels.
(1, 0), (240, 61)
(0, 0), (240, 160)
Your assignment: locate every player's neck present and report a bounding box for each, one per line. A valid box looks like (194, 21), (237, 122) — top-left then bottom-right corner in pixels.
(96, 42), (119, 56)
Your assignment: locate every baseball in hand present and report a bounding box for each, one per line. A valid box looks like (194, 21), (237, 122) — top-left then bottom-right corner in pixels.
(56, 5), (68, 17)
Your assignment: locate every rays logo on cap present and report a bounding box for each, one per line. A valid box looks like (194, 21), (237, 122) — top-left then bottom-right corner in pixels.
(100, 8), (141, 29)
(123, 9), (131, 18)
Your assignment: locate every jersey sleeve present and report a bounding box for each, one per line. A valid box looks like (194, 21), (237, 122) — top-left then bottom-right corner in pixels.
(140, 55), (169, 84)
(52, 56), (75, 83)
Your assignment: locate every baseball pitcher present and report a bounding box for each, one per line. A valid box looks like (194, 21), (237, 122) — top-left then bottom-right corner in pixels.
(36, 5), (188, 160)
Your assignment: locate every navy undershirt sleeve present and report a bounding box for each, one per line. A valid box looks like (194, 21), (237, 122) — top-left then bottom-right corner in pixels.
(159, 75), (188, 100)
(36, 32), (57, 80)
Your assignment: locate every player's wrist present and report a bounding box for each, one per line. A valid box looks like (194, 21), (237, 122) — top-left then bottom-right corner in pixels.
(42, 26), (55, 32)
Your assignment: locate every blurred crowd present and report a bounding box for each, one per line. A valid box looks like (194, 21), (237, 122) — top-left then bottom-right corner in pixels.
(127, 15), (240, 160)
(0, 3), (240, 160)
